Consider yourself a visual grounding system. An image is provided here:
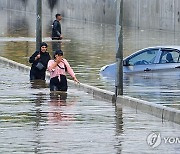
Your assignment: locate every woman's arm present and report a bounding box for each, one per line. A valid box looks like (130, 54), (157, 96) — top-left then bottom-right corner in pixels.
(48, 60), (58, 72)
(29, 51), (40, 63)
(63, 59), (80, 83)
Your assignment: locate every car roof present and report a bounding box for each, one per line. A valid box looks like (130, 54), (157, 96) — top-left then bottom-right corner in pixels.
(125, 45), (180, 60)
(142, 46), (180, 50)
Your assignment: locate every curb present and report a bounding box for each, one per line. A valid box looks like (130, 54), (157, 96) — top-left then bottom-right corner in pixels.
(0, 56), (180, 125)
(68, 80), (116, 103)
(116, 95), (180, 124)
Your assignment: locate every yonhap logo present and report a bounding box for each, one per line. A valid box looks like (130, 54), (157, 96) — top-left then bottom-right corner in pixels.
(146, 132), (162, 148)
(147, 132), (180, 148)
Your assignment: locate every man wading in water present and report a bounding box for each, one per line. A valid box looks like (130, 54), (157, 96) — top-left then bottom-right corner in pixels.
(52, 13), (63, 40)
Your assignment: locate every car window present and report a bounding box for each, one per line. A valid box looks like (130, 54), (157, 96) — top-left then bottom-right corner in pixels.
(128, 49), (159, 65)
(159, 50), (180, 63)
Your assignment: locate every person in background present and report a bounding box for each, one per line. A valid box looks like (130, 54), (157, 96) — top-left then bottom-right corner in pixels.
(29, 42), (51, 80)
(52, 13), (63, 40)
(48, 50), (79, 91)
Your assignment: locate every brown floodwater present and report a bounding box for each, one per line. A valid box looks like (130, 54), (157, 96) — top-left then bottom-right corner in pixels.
(0, 7), (180, 154)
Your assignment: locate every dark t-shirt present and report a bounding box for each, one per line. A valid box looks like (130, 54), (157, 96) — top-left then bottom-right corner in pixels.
(52, 20), (61, 39)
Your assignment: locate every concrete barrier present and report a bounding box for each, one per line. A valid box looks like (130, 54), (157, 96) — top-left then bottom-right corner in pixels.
(1, 0), (180, 31)
(68, 80), (116, 103)
(0, 56), (30, 72)
(116, 95), (180, 125)
(0, 56), (180, 125)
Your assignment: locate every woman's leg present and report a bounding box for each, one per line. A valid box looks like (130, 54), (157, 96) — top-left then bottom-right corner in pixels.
(50, 82), (58, 91)
(59, 75), (68, 91)
(30, 69), (36, 80)
(50, 77), (59, 91)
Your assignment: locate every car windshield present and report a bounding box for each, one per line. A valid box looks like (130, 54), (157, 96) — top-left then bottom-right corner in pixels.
(128, 49), (159, 65)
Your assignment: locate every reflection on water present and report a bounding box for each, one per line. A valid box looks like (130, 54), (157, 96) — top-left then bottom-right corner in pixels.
(124, 71), (180, 109)
(1, 59), (180, 152)
(0, 9), (179, 110)
(30, 80), (49, 89)
(1, 64), (180, 153)
(101, 70), (180, 109)
(48, 92), (75, 123)
(0, 64), (118, 153)
(52, 40), (62, 51)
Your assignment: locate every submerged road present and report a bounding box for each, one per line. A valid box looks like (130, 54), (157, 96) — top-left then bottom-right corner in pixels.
(0, 63), (180, 153)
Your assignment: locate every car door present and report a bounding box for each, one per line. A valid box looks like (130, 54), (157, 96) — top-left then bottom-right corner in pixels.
(124, 48), (160, 73)
(155, 48), (180, 71)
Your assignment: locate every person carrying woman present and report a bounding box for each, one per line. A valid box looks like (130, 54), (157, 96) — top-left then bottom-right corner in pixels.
(47, 50), (79, 91)
(29, 42), (51, 80)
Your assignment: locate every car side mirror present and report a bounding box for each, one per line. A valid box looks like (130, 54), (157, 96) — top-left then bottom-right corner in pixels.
(123, 60), (130, 66)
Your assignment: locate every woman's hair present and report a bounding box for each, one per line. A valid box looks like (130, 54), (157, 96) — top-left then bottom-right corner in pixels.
(53, 50), (63, 59)
(40, 42), (48, 48)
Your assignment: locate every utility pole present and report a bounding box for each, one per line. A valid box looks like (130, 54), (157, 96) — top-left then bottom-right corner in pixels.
(36, 0), (42, 51)
(115, 0), (123, 97)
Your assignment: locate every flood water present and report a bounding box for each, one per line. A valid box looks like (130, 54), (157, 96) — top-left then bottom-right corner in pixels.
(0, 8), (180, 153)
(1, 63), (180, 153)
(0, 9), (179, 110)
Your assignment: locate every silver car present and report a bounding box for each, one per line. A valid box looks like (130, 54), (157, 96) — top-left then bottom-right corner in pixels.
(100, 46), (180, 77)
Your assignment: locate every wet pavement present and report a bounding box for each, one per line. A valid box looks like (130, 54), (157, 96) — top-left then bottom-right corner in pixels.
(0, 63), (180, 153)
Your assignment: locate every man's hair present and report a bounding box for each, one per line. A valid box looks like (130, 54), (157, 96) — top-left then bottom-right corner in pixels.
(56, 13), (61, 18)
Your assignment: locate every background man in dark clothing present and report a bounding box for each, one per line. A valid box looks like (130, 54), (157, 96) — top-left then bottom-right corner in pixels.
(52, 13), (63, 40)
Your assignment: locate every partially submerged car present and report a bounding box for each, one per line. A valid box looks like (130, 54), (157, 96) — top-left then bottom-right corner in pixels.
(100, 46), (180, 77)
